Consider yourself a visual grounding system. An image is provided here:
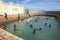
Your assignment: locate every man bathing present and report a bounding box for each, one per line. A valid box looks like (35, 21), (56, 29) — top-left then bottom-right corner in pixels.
(39, 28), (42, 31)
(44, 23), (47, 26)
(49, 24), (52, 28)
(33, 29), (37, 35)
(29, 23), (33, 29)
(3, 25), (7, 30)
(33, 28), (42, 35)
(14, 24), (16, 31)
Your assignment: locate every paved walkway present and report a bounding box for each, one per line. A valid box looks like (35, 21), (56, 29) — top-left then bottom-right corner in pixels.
(0, 11), (60, 25)
(0, 28), (24, 40)
(0, 14), (18, 25)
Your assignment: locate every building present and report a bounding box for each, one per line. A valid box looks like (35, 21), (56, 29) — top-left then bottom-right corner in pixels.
(0, 0), (24, 15)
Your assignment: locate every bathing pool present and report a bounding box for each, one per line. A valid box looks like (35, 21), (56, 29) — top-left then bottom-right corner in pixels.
(0, 16), (60, 40)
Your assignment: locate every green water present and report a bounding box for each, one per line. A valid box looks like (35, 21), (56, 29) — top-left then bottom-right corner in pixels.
(0, 16), (60, 40)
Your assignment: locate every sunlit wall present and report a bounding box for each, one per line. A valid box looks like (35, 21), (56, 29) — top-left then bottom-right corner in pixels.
(0, 0), (24, 15)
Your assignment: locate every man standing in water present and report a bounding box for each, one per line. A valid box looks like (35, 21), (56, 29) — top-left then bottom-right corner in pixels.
(14, 24), (16, 31)
(33, 29), (37, 35)
(33, 28), (42, 35)
(3, 25), (7, 30)
(4, 13), (8, 19)
(49, 24), (51, 28)
(29, 23), (33, 29)
(44, 23), (47, 26)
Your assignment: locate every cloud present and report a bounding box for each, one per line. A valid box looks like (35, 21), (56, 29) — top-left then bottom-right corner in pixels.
(21, 0), (31, 3)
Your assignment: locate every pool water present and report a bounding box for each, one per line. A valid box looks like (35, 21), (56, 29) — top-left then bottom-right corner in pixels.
(0, 16), (60, 40)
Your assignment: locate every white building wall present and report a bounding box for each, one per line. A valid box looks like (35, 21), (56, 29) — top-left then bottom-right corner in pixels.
(0, 1), (24, 15)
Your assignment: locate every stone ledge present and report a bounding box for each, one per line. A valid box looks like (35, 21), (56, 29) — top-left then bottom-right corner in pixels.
(0, 28), (24, 40)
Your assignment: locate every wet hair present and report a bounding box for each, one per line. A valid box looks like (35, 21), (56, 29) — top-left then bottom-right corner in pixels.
(39, 28), (41, 30)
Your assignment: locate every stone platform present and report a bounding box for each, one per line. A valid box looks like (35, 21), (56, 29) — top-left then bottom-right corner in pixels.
(0, 28), (24, 40)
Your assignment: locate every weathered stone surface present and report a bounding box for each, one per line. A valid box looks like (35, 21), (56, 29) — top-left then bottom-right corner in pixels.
(0, 11), (60, 25)
(0, 29), (5, 34)
(0, 28), (24, 40)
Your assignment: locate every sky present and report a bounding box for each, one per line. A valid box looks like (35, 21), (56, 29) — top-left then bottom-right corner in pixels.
(2, 0), (60, 11)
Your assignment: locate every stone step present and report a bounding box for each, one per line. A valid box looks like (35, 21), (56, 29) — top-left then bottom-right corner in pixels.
(0, 28), (24, 40)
